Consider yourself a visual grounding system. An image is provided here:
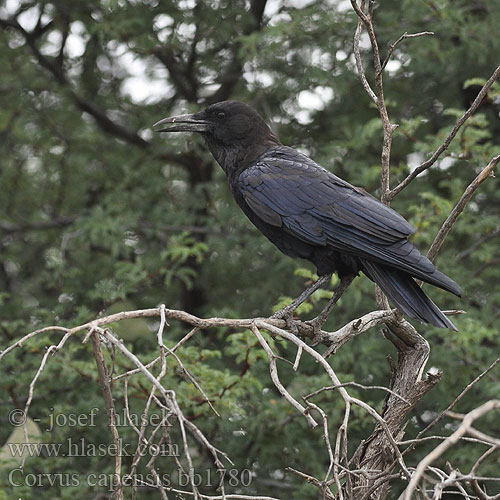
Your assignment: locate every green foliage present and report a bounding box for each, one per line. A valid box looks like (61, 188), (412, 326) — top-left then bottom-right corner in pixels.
(1, 0), (500, 498)
(161, 232), (209, 288)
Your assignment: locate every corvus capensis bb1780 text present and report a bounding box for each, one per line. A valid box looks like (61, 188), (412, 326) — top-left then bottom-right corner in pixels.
(154, 101), (461, 331)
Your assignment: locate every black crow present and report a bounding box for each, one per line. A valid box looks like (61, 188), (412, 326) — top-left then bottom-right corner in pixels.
(154, 101), (461, 330)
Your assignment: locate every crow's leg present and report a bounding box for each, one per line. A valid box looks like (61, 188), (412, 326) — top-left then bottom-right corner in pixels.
(271, 273), (333, 325)
(306, 274), (356, 336)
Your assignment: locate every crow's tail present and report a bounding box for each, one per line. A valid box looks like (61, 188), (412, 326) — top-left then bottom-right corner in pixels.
(361, 259), (458, 331)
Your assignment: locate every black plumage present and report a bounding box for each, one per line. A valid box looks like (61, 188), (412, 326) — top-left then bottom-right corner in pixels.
(154, 100), (461, 330)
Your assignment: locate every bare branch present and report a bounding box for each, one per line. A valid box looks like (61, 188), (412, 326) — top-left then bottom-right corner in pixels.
(258, 320), (411, 479)
(350, 0), (397, 202)
(286, 467), (327, 493)
(388, 64), (500, 200)
(472, 448), (500, 475)
(403, 400), (500, 500)
(21, 345), (58, 463)
(307, 401), (337, 498)
(0, 326), (68, 361)
(320, 309), (396, 356)
(251, 324), (318, 428)
(408, 354), (500, 451)
(90, 332), (124, 500)
(4, 298), (498, 498)
(380, 31), (434, 72)
(457, 225), (500, 260)
(2, 306), (397, 365)
(304, 381), (411, 405)
(352, 3), (378, 105)
(427, 153), (500, 262)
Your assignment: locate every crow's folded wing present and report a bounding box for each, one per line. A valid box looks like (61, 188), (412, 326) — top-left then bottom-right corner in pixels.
(238, 147), (444, 282)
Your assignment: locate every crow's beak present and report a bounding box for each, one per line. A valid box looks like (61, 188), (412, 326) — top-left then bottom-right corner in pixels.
(153, 113), (211, 133)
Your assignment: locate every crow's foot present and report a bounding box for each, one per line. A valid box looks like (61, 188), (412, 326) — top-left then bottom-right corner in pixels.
(270, 274), (332, 323)
(270, 308), (298, 333)
(305, 315), (328, 344)
(306, 274), (356, 342)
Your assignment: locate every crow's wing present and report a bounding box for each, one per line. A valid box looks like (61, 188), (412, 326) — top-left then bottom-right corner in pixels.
(238, 146), (460, 294)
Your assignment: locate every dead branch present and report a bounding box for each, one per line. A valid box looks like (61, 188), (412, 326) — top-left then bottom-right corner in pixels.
(403, 400), (500, 500)
(380, 31), (434, 72)
(90, 332), (124, 500)
(387, 64), (500, 201)
(348, 3), (448, 497)
(2, 298), (498, 499)
(457, 225), (500, 260)
(427, 153), (500, 262)
(404, 354), (500, 457)
(251, 324), (318, 428)
(2, 304), (413, 498)
(350, 0), (398, 202)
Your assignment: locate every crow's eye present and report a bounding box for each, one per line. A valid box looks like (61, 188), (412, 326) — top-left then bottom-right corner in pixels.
(216, 111), (225, 119)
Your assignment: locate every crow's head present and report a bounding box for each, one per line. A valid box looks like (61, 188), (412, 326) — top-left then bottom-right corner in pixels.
(154, 100), (279, 149)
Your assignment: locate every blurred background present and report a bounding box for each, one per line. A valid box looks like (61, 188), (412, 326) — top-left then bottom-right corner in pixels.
(1, 0), (499, 498)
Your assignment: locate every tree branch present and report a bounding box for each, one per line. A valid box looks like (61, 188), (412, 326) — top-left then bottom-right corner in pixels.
(403, 400), (500, 500)
(387, 64), (500, 200)
(427, 153), (500, 263)
(90, 332), (124, 500)
(380, 31), (434, 72)
(0, 15), (149, 148)
(351, 0), (396, 202)
(456, 225), (500, 260)
(0, 216), (76, 234)
(403, 354), (500, 460)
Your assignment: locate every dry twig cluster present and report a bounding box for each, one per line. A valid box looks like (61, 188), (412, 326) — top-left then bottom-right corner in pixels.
(1, 303), (499, 499)
(1, 1), (500, 499)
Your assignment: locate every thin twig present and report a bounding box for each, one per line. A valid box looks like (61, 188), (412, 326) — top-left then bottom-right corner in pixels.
(388, 64), (500, 200)
(457, 225), (500, 260)
(20, 345), (58, 466)
(251, 324), (318, 428)
(427, 153), (500, 262)
(405, 355), (500, 456)
(380, 31), (434, 72)
(304, 381), (410, 405)
(307, 401), (337, 498)
(258, 320), (411, 480)
(352, 0), (378, 104)
(0, 326), (68, 361)
(292, 345), (303, 371)
(351, 0), (398, 202)
(403, 400), (500, 500)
